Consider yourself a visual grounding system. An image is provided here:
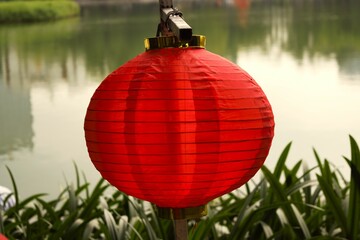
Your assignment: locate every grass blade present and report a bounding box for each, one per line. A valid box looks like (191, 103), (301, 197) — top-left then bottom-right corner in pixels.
(291, 203), (311, 239)
(261, 166), (293, 215)
(316, 174), (348, 236)
(103, 209), (123, 240)
(125, 196), (158, 240)
(5, 167), (19, 208)
(229, 182), (261, 237)
(344, 135), (360, 240)
(274, 142), (292, 179)
(259, 221), (273, 238)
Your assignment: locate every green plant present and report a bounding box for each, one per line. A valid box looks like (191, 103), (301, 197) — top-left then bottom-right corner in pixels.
(189, 136), (360, 239)
(1, 136), (359, 239)
(0, 1), (79, 23)
(0, 164), (174, 239)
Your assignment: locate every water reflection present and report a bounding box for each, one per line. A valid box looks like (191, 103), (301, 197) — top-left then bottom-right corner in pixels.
(0, 81), (33, 157)
(338, 53), (360, 82)
(0, 0), (360, 197)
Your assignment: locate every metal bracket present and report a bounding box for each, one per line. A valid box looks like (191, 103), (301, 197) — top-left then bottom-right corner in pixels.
(158, 0), (192, 42)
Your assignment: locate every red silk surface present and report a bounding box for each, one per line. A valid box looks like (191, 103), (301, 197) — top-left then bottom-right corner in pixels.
(0, 234), (8, 240)
(84, 48), (274, 208)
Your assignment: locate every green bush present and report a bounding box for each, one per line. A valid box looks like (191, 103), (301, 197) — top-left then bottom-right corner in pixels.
(0, 1), (79, 23)
(1, 136), (359, 239)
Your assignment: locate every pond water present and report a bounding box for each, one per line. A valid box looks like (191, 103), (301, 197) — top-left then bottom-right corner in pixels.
(1, 0), (360, 198)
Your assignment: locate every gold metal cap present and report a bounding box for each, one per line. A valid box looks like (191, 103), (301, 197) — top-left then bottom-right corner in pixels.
(157, 204), (208, 220)
(144, 35), (206, 51)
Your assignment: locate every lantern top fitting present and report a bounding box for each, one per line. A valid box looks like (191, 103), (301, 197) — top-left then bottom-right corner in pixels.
(145, 35), (206, 51)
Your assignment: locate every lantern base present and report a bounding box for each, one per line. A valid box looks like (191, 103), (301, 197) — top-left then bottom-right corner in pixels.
(157, 204), (207, 220)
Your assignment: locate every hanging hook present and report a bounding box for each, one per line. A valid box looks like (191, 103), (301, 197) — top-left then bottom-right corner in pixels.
(157, 0), (192, 42)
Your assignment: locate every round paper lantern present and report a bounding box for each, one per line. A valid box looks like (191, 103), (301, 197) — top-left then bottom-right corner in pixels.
(84, 36), (274, 214)
(0, 234), (8, 240)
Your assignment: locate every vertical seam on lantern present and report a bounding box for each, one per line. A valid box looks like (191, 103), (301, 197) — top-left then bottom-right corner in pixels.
(184, 50), (188, 167)
(123, 53), (147, 200)
(183, 49), (190, 204)
(189, 49), (221, 204)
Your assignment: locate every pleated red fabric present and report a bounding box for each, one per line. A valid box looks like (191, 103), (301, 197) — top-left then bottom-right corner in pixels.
(84, 48), (274, 208)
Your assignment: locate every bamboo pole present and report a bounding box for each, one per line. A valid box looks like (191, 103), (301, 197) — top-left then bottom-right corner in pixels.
(159, 0), (173, 8)
(157, 0), (192, 41)
(174, 219), (188, 240)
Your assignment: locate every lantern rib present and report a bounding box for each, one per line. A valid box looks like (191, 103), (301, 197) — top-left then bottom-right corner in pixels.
(96, 78), (260, 82)
(88, 95), (268, 99)
(91, 158), (268, 165)
(88, 148), (270, 157)
(110, 180), (251, 186)
(84, 117), (274, 123)
(87, 145), (271, 155)
(86, 107), (270, 112)
(90, 97), (267, 101)
(95, 165), (262, 175)
(84, 117), (273, 123)
(85, 136), (273, 145)
(89, 146), (266, 154)
(102, 173), (257, 183)
(93, 87), (262, 91)
(100, 174), (255, 184)
(88, 96), (268, 101)
(84, 126), (273, 134)
(88, 108), (270, 116)
(117, 65), (244, 69)
(110, 184), (250, 192)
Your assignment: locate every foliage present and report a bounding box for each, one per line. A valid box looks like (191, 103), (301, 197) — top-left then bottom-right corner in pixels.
(1, 1), (360, 77)
(1, 136), (360, 239)
(0, 1), (79, 23)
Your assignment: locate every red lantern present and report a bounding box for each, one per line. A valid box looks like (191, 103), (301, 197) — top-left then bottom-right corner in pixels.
(0, 234), (7, 240)
(84, 36), (274, 214)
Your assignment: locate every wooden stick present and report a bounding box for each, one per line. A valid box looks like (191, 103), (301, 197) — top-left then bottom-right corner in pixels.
(159, 0), (173, 8)
(174, 219), (188, 240)
(158, 0), (192, 42)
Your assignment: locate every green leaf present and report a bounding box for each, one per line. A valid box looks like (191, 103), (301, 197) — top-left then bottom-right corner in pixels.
(274, 142), (292, 180)
(229, 182), (261, 238)
(258, 221), (273, 238)
(79, 179), (108, 221)
(127, 218), (145, 240)
(313, 149), (324, 176)
(35, 198), (57, 222)
(276, 208), (289, 226)
(286, 180), (317, 196)
(103, 209), (124, 240)
(50, 209), (80, 239)
(67, 184), (78, 213)
(261, 166), (292, 213)
(125, 197), (158, 240)
(291, 203), (311, 239)
(316, 174), (348, 236)
(82, 219), (97, 240)
(344, 135), (360, 240)
(5, 166), (19, 209)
